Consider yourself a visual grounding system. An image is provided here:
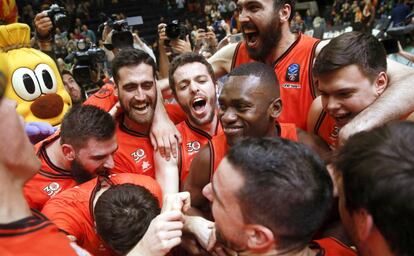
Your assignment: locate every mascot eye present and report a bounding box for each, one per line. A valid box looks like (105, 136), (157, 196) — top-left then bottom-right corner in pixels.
(35, 64), (57, 93)
(12, 68), (42, 101)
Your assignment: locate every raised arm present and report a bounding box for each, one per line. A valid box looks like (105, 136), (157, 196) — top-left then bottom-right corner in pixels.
(207, 42), (238, 78)
(183, 144), (212, 218)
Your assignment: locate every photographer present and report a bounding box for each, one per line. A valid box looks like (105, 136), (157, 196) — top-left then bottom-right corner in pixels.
(157, 22), (192, 79)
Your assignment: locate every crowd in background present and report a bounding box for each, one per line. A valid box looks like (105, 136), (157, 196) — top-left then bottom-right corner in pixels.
(14, 0), (414, 79)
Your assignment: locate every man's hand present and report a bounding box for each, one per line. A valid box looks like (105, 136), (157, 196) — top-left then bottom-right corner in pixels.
(184, 216), (215, 250)
(158, 23), (168, 47)
(25, 122), (57, 144)
(34, 12), (53, 38)
(162, 192), (191, 213)
(150, 104), (182, 160)
(170, 35), (192, 54)
(128, 210), (185, 256)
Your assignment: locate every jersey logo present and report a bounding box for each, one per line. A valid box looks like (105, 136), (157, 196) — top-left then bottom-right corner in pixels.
(43, 182), (61, 197)
(94, 87), (113, 99)
(282, 83), (301, 89)
(286, 63), (300, 82)
(142, 161), (152, 172)
(131, 148), (146, 163)
(186, 141), (201, 154)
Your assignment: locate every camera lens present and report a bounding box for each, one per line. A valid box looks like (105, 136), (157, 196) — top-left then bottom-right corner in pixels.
(54, 13), (69, 31)
(166, 22), (181, 39)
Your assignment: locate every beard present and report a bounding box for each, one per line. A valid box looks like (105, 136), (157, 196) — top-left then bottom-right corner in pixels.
(119, 97), (155, 127)
(71, 158), (107, 184)
(246, 16), (282, 61)
(215, 228), (246, 253)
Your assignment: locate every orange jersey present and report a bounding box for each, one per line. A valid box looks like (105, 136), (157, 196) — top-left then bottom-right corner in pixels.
(0, 210), (79, 255)
(42, 173), (162, 256)
(313, 111), (339, 150)
(311, 237), (356, 256)
(177, 119), (223, 186)
(83, 82), (118, 112)
(209, 123), (298, 177)
(111, 116), (156, 178)
(24, 133), (77, 211)
(84, 82), (186, 124)
(231, 34), (320, 131)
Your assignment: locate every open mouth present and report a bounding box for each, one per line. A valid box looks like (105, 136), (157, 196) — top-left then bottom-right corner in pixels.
(243, 26), (259, 48)
(133, 103), (149, 113)
(192, 98), (207, 114)
(333, 113), (353, 127)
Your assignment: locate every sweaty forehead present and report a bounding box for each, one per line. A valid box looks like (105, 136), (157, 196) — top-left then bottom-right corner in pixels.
(221, 75), (267, 99)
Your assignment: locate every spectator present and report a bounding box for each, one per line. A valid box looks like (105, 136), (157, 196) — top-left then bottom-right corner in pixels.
(81, 24), (96, 44)
(391, 0), (411, 26)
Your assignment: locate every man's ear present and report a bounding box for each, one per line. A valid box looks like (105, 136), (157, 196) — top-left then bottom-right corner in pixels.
(61, 144), (76, 161)
(114, 83), (119, 97)
(278, 3), (292, 23)
(353, 208), (375, 243)
(245, 224), (275, 253)
(268, 98), (282, 119)
(374, 71), (388, 96)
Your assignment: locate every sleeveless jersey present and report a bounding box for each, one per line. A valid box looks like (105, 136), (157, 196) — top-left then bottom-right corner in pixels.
(209, 123), (298, 177)
(231, 34), (319, 130)
(24, 133), (77, 211)
(42, 173), (162, 256)
(111, 115), (155, 178)
(177, 119), (223, 187)
(312, 237), (356, 256)
(313, 110), (339, 150)
(0, 210), (80, 255)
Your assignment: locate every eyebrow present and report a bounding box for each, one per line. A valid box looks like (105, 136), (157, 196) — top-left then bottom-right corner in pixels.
(211, 179), (226, 207)
(91, 145), (119, 159)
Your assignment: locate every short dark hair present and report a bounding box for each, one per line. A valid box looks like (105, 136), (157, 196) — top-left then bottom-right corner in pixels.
(273, 0), (295, 21)
(228, 62), (280, 97)
(334, 121), (414, 256)
(227, 137), (333, 251)
(94, 183), (161, 255)
(60, 105), (115, 149)
(61, 69), (73, 78)
(111, 48), (157, 85)
(313, 31), (387, 82)
(168, 52), (216, 93)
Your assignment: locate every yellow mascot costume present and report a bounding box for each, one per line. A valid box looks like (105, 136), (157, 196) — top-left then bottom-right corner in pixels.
(0, 23), (71, 125)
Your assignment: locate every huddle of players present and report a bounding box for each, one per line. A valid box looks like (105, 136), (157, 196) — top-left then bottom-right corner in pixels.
(1, 30), (411, 256)
(2, 1), (414, 255)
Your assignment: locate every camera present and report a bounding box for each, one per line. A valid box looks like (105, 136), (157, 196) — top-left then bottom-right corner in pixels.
(65, 40), (106, 88)
(45, 4), (68, 31)
(99, 16), (134, 50)
(166, 20), (187, 40)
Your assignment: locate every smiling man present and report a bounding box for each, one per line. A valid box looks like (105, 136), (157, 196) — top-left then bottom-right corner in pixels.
(24, 105), (118, 210)
(109, 49), (160, 177)
(307, 32), (388, 149)
(207, 0), (414, 144)
(184, 62), (303, 215)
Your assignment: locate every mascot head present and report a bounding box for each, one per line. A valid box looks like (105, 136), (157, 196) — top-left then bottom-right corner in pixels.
(0, 23), (71, 125)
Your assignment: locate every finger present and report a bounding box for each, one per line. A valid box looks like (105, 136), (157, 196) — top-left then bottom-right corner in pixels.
(163, 237), (182, 250)
(169, 133), (178, 158)
(150, 132), (158, 151)
(162, 230), (182, 240)
(158, 209), (183, 220)
(179, 192), (191, 212)
(163, 136), (171, 160)
(175, 131), (182, 144)
(185, 35), (190, 42)
(159, 221), (184, 232)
